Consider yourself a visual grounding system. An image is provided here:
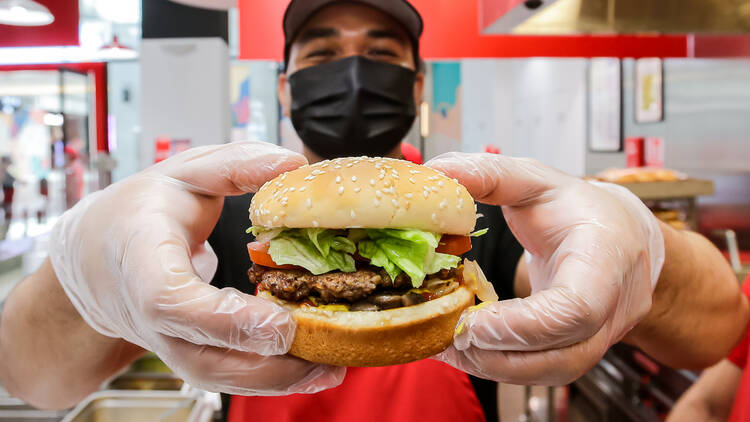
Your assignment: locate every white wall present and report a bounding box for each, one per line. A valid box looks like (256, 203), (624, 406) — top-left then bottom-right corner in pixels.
(461, 58), (588, 176)
(109, 60), (141, 182)
(140, 38), (230, 168)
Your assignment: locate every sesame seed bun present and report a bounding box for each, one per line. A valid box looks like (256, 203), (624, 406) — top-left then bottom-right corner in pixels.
(259, 285), (474, 367)
(249, 157), (477, 235)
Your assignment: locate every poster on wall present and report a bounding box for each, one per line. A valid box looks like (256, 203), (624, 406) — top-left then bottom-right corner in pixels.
(589, 58), (622, 152)
(635, 58), (664, 123)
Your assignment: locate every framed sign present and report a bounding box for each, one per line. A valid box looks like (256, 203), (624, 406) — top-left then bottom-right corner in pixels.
(589, 58), (622, 152)
(635, 58), (664, 123)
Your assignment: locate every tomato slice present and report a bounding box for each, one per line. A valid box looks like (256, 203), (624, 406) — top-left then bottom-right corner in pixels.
(436, 235), (472, 256)
(247, 242), (299, 269)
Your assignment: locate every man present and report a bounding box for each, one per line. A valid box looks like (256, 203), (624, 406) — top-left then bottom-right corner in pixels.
(0, 1), (745, 421)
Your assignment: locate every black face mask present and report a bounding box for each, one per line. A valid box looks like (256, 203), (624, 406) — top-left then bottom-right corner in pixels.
(289, 56), (417, 159)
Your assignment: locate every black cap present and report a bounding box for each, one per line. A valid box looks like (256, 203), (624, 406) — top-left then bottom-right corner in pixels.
(283, 0), (424, 68)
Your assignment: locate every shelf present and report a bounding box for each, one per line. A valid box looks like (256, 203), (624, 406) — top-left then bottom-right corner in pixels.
(616, 178), (715, 200)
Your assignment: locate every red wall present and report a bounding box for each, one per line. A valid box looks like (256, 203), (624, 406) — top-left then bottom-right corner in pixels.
(0, 0), (79, 47)
(238, 0), (688, 60)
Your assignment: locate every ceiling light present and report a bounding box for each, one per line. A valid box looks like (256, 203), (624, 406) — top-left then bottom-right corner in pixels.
(0, 0), (54, 26)
(98, 35), (137, 61)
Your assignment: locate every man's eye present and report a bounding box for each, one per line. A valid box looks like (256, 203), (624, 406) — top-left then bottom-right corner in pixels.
(306, 49), (335, 58)
(369, 49), (398, 57)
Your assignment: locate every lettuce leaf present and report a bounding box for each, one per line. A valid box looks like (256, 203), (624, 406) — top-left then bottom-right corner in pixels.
(261, 227), (465, 287)
(268, 236), (356, 275)
(361, 229), (459, 288)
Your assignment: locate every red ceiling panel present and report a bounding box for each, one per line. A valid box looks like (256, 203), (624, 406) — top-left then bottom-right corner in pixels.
(238, 0), (688, 60)
(0, 0), (79, 47)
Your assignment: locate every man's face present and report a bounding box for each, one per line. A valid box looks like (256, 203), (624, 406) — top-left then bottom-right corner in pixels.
(278, 2), (424, 119)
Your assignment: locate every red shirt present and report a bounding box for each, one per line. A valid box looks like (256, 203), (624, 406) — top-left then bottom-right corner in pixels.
(229, 359), (485, 422)
(726, 275), (750, 422)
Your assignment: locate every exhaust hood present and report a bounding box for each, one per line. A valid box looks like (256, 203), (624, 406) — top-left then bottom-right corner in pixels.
(483, 0), (750, 34)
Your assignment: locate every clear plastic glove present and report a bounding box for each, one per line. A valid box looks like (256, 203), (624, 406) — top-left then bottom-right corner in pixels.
(427, 153), (665, 385)
(49, 142), (345, 395)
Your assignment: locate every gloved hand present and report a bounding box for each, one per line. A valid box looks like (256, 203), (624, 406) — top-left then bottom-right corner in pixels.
(427, 153), (665, 385)
(49, 142), (346, 395)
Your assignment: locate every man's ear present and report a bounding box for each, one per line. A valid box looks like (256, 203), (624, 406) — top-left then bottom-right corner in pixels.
(278, 72), (292, 118)
(414, 71), (425, 106)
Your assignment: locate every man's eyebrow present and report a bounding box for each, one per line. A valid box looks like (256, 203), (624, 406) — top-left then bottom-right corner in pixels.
(297, 27), (339, 45)
(367, 28), (408, 44)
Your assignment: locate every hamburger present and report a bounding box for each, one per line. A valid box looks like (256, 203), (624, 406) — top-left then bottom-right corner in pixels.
(247, 156), (496, 367)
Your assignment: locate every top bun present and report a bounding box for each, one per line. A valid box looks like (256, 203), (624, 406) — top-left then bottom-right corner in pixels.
(250, 157), (477, 235)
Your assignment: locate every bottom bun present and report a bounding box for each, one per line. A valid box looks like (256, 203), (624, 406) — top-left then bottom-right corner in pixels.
(259, 286), (475, 367)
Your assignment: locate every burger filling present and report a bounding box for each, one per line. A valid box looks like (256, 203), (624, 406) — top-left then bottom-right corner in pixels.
(247, 227), (487, 311)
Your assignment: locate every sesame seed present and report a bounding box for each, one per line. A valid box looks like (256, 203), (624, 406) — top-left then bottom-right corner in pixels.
(370, 179), (376, 186)
(376, 190), (383, 198)
(350, 210), (356, 219)
(392, 199), (399, 207)
(338, 186), (345, 195)
(346, 163), (354, 168)
(335, 165), (342, 169)
(431, 213), (438, 223)
(385, 165), (392, 169)
(313, 220), (319, 227)
(280, 174), (287, 180)
(374, 199), (381, 207)
(312, 169), (324, 176)
(335, 176), (342, 184)
(280, 210), (287, 217)
(306, 198), (312, 209)
(299, 186), (307, 192)
(440, 200), (448, 209)
(409, 170), (420, 175)
(431, 186), (439, 192)
(438, 181), (445, 187)
(458, 198), (464, 210)
(456, 187), (461, 196)
(289, 187), (296, 192)
(354, 187), (362, 193)
(379, 173), (386, 180)
(409, 178), (416, 184)
(428, 176), (438, 181)
(423, 191), (429, 198)
(275, 182), (282, 187)
(351, 176), (358, 182)
(452, 178), (459, 184)
(405, 193), (414, 199)
(273, 216), (280, 224)
(304, 175), (315, 181)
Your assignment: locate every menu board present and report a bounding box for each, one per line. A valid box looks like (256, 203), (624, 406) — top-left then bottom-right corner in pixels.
(589, 58), (622, 152)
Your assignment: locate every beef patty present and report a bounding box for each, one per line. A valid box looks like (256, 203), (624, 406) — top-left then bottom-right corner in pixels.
(249, 264), (457, 304)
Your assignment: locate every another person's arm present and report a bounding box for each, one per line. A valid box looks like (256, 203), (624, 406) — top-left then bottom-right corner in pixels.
(667, 359), (743, 422)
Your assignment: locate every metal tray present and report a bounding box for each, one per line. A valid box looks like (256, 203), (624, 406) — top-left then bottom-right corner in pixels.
(0, 392), (68, 421)
(61, 391), (213, 422)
